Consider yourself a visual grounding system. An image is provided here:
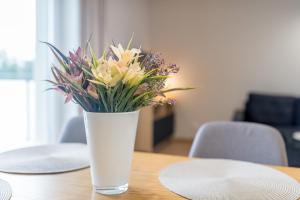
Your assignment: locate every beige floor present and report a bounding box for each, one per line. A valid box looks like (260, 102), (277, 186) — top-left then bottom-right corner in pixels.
(154, 139), (193, 156)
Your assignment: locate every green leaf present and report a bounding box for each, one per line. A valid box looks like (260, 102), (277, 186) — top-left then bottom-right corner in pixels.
(125, 91), (152, 111)
(117, 85), (138, 111)
(114, 84), (124, 111)
(116, 84), (130, 107)
(72, 94), (89, 111)
(41, 41), (69, 64)
(44, 87), (58, 92)
(144, 68), (157, 77)
(108, 81), (122, 112)
(80, 66), (94, 77)
(102, 49), (107, 59)
(146, 75), (170, 80)
(51, 67), (61, 83)
(80, 95), (93, 111)
(84, 33), (93, 51)
(161, 87), (195, 93)
(45, 79), (58, 85)
(107, 87), (113, 112)
(97, 85), (109, 112)
(88, 79), (105, 86)
(49, 47), (69, 73)
(53, 67), (84, 93)
(88, 43), (99, 68)
(126, 33), (134, 50)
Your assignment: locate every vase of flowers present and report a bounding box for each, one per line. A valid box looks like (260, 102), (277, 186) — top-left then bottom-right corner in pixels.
(83, 111), (139, 194)
(45, 37), (190, 195)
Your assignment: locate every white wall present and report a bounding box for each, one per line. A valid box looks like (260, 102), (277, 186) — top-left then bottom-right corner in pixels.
(148, 0), (300, 138)
(101, 0), (300, 139)
(103, 0), (150, 49)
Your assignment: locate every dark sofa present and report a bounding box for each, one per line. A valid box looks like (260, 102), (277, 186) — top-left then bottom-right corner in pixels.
(234, 93), (300, 167)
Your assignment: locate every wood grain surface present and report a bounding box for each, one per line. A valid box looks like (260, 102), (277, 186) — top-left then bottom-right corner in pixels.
(1, 152), (300, 200)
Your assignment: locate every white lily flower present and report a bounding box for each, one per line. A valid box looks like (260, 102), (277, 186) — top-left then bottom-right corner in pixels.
(91, 57), (124, 87)
(123, 62), (145, 87)
(110, 44), (124, 60)
(110, 43), (141, 67)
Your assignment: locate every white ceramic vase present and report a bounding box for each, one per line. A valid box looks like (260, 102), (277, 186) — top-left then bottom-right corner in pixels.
(83, 110), (140, 195)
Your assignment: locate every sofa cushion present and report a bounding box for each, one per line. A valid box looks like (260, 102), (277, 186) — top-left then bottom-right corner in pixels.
(245, 93), (295, 126)
(275, 126), (300, 144)
(275, 126), (300, 167)
(293, 98), (300, 126)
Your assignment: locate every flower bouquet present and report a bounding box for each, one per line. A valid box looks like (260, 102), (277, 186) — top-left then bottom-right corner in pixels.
(45, 38), (190, 195)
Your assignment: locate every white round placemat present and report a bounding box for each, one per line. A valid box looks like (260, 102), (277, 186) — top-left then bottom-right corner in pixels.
(0, 179), (11, 200)
(0, 143), (89, 174)
(159, 159), (300, 200)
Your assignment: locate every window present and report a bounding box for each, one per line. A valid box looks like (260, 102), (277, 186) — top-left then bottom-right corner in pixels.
(0, 0), (36, 150)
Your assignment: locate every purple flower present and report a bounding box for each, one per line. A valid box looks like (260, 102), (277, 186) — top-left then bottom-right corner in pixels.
(64, 92), (73, 103)
(69, 47), (82, 63)
(142, 52), (165, 71)
(87, 84), (99, 99)
(65, 72), (83, 84)
(167, 63), (179, 74)
(165, 98), (176, 105)
(134, 83), (149, 96)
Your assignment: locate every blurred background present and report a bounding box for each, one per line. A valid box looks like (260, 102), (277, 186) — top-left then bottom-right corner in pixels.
(1, 0), (300, 158)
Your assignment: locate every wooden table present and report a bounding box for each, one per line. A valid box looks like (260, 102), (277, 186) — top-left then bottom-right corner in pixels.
(1, 152), (300, 200)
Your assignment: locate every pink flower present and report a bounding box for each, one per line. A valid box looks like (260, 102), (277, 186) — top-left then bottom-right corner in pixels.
(69, 47), (90, 69)
(66, 72), (83, 85)
(134, 83), (149, 96)
(87, 84), (99, 99)
(69, 47), (82, 63)
(64, 93), (73, 103)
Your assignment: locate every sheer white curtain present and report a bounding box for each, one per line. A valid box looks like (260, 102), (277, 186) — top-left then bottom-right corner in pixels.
(34, 0), (105, 143)
(34, 0), (81, 143)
